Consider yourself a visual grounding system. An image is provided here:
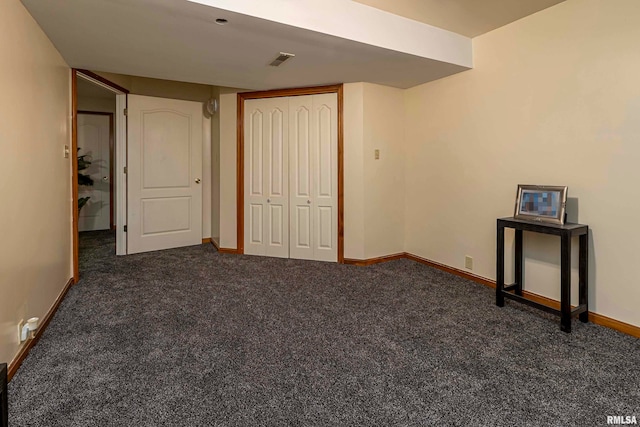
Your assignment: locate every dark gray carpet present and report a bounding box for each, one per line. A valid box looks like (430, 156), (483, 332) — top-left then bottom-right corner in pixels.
(8, 231), (640, 426)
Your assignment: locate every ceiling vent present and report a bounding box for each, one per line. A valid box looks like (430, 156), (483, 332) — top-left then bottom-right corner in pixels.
(269, 52), (295, 67)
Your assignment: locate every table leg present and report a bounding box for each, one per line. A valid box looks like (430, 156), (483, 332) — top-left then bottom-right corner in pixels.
(579, 232), (589, 323)
(496, 224), (505, 307)
(560, 233), (572, 332)
(515, 229), (523, 296)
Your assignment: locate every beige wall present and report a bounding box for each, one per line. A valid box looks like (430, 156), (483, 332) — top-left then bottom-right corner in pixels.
(343, 83), (366, 259)
(95, 72), (214, 239)
(0, 0), (71, 365)
(217, 83), (405, 260)
(95, 73), (213, 103)
(77, 96), (115, 114)
(404, 0), (640, 327)
(218, 91), (239, 249)
(362, 83), (405, 258)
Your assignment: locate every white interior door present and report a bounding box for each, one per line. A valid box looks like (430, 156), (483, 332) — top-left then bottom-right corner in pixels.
(127, 95), (202, 254)
(78, 113), (111, 232)
(244, 97), (289, 258)
(288, 96), (313, 259)
(290, 94), (338, 262)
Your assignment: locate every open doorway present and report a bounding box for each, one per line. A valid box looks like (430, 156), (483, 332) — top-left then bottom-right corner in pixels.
(72, 70), (128, 282)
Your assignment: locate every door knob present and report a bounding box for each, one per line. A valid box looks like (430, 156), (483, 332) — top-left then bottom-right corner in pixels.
(267, 199), (271, 203)
(102, 176), (108, 182)
(195, 178), (201, 184)
(307, 200), (311, 204)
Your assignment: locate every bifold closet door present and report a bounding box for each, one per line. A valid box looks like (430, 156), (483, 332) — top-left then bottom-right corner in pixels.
(244, 97), (289, 258)
(289, 93), (338, 262)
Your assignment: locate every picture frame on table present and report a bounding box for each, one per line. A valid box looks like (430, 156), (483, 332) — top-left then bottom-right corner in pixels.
(514, 185), (568, 225)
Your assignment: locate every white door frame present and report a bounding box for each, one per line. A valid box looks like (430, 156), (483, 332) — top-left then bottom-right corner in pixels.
(72, 70), (128, 282)
(77, 111), (113, 231)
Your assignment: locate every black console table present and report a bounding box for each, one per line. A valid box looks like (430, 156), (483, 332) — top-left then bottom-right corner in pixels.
(496, 217), (589, 332)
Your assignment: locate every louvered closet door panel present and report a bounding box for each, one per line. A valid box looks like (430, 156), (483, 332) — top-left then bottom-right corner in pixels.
(311, 93), (338, 262)
(289, 95), (314, 260)
(244, 98), (289, 257)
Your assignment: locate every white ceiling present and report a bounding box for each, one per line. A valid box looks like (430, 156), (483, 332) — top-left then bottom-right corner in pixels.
(354, 0), (565, 38)
(21, 0), (563, 91)
(22, 0), (471, 90)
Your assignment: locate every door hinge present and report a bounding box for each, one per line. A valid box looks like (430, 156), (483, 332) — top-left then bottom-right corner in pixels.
(124, 225), (127, 232)
(123, 166), (127, 174)
(124, 108), (128, 116)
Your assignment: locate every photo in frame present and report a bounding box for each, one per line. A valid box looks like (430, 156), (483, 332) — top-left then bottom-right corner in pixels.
(514, 185), (568, 225)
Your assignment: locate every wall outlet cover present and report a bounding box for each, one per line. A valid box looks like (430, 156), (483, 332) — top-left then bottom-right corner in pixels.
(17, 319), (25, 342)
(465, 256), (473, 270)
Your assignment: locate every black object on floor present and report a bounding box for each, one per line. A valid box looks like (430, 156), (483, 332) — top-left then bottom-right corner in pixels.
(1, 363), (7, 427)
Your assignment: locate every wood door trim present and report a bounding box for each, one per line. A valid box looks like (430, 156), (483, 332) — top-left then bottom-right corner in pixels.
(240, 85), (342, 100)
(72, 71), (79, 283)
(344, 253), (406, 266)
(210, 239), (240, 254)
(336, 87), (344, 263)
(236, 85), (344, 262)
(72, 69), (127, 283)
(217, 247), (241, 254)
(404, 253), (497, 288)
(76, 69), (130, 94)
(77, 111), (115, 229)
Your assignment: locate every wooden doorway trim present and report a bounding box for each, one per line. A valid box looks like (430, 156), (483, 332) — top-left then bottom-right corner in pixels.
(236, 84), (344, 263)
(72, 69), (129, 283)
(77, 111), (115, 230)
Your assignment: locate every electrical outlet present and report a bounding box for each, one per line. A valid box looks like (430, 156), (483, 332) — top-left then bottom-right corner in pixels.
(374, 149), (380, 160)
(18, 319), (25, 342)
(465, 256), (473, 270)
(63, 144), (70, 158)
